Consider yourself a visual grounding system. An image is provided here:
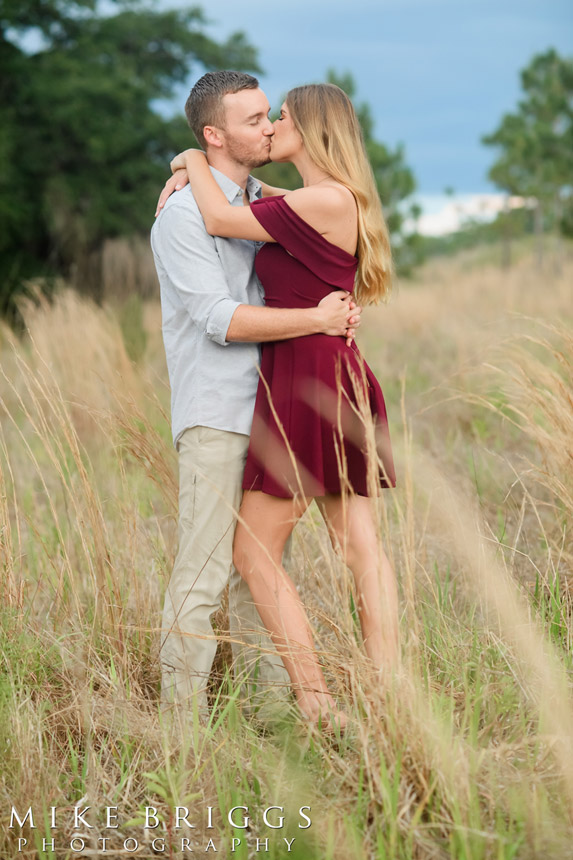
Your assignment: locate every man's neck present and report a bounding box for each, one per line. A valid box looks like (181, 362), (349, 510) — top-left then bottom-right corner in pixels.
(206, 150), (251, 192)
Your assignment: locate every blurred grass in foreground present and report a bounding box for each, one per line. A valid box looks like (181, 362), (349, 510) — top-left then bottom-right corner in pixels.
(0, 239), (572, 859)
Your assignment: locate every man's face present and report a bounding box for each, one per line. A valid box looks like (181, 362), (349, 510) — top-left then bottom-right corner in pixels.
(216, 88), (274, 168)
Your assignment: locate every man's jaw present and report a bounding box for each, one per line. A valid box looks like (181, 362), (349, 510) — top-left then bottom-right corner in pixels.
(242, 144), (272, 170)
(250, 155), (272, 168)
(210, 138), (273, 178)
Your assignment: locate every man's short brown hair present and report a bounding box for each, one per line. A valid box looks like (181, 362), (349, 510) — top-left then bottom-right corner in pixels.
(185, 71), (259, 149)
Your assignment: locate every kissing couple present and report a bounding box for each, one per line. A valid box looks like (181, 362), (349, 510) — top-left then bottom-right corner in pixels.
(151, 70), (399, 736)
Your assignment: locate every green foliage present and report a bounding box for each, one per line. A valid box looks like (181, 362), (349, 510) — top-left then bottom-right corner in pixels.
(0, 0), (96, 34)
(482, 49), (573, 237)
(0, 0), (260, 319)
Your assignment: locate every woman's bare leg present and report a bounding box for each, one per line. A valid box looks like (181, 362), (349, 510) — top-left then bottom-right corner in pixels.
(317, 494), (400, 673)
(233, 490), (347, 729)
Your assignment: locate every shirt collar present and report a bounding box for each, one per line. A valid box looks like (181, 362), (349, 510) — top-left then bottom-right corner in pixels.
(209, 165), (262, 203)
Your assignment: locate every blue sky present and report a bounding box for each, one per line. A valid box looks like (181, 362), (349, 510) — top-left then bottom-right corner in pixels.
(160, 0), (572, 199)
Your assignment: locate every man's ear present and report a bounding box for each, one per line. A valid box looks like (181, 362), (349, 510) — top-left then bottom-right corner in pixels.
(203, 126), (224, 149)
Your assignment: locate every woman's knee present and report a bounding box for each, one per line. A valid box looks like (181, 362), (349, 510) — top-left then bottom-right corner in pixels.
(232, 526), (281, 581)
(333, 520), (380, 571)
(233, 492), (301, 581)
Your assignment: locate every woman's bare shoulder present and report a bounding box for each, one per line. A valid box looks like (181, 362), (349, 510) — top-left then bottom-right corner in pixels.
(284, 183), (354, 220)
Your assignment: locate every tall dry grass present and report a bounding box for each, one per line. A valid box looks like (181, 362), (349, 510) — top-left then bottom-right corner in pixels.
(0, 240), (572, 859)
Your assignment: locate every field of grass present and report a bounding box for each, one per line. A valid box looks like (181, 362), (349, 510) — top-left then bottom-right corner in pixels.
(1, 240), (572, 859)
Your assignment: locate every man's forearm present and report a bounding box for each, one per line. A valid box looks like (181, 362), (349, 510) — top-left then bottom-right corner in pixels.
(226, 304), (326, 343)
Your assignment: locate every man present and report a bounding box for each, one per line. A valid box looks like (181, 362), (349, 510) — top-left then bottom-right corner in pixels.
(151, 70), (359, 725)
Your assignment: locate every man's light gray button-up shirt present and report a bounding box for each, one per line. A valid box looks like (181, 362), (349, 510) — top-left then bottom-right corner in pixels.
(151, 167), (264, 447)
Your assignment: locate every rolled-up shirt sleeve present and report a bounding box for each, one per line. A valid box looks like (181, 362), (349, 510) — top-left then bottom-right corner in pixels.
(154, 203), (241, 346)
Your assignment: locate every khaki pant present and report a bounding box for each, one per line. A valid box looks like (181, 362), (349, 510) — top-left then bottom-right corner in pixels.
(160, 426), (291, 721)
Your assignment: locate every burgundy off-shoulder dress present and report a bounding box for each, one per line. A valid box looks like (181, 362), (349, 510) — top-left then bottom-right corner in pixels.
(241, 195), (396, 499)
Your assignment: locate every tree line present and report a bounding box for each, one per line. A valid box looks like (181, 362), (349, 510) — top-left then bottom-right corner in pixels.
(0, 1), (571, 323)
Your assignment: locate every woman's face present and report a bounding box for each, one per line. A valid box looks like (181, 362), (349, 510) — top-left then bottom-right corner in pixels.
(269, 102), (303, 163)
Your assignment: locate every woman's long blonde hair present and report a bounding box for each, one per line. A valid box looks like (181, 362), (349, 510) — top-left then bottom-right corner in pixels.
(286, 83), (393, 304)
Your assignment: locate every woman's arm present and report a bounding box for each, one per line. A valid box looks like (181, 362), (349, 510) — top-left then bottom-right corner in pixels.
(154, 169), (289, 217)
(154, 148), (287, 218)
(169, 150), (288, 198)
(180, 150), (275, 242)
(156, 149), (351, 248)
(184, 150), (352, 246)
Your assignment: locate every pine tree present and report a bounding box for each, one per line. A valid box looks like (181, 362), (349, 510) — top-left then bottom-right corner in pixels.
(482, 49), (573, 270)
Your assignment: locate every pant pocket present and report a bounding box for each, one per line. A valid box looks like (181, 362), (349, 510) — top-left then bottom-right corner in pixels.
(179, 472), (197, 527)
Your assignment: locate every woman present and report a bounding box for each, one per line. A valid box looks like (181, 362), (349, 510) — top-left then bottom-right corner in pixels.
(162, 84), (399, 733)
